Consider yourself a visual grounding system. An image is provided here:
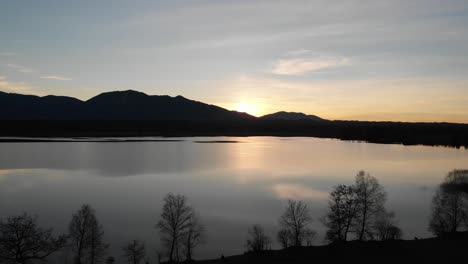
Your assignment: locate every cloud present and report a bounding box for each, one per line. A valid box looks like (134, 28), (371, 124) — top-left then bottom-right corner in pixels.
(0, 80), (38, 94)
(5, 64), (35, 73)
(41, 75), (72, 81)
(271, 183), (328, 200)
(286, 49), (310, 56)
(271, 57), (349, 76)
(0, 76), (5, 80)
(0, 52), (15, 56)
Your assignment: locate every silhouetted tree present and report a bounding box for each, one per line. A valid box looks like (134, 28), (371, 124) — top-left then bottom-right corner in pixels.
(276, 229), (292, 249)
(302, 228), (317, 246)
(69, 204), (108, 264)
(182, 212), (205, 261)
(279, 200), (314, 247)
(0, 213), (67, 264)
(353, 171), (386, 240)
(123, 240), (146, 264)
(441, 170), (468, 194)
(106, 256), (115, 264)
(88, 216), (108, 264)
(374, 211), (402, 240)
(156, 193), (193, 263)
(322, 184), (358, 242)
(245, 224), (271, 252)
(429, 170), (468, 236)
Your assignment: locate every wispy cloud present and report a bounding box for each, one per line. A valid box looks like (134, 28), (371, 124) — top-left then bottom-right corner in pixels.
(5, 63), (35, 73)
(41, 75), (72, 81)
(271, 57), (349, 76)
(0, 80), (38, 94)
(286, 49), (310, 56)
(0, 52), (15, 56)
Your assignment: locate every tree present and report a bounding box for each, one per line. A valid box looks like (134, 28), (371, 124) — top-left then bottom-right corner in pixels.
(301, 228), (317, 246)
(278, 200), (314, 247)
(87, 216), (108, 264)
(156, 193), (193, 263)
(353, 171), (387, 240)
(429, 170), (468, 236)
(276, 229), (292, 249)
(182, 213), (205, 261)
(0, 213), (67, 264)
(374, 211), (402, 240)
(69, 204), (108, 264)
(105, 256), (115, 264)
(245, 224), (271, 252)
(123, 240), (146, 264)
(322, 184), (358, 242)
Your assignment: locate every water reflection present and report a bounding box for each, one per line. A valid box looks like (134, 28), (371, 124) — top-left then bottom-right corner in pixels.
(0, 137), (467, 262)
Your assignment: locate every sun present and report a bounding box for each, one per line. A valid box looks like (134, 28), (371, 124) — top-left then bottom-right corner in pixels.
(235, 102), (261, 116)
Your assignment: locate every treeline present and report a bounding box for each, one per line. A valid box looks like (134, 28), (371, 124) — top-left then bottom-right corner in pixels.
(1, 120), (468, 148)
(0, 194), (205, 264)
(0, 204), (144, 264)
(244, 171), (401, 255)
(1, 170), (468, 264)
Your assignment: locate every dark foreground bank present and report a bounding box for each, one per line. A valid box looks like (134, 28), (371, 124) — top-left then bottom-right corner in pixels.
(197, 232), (468, 264)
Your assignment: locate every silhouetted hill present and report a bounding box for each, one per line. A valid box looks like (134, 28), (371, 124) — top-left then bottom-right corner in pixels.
(260, 111), (326, 122)
(1, 90), (468, 148)
(0, 91), (83, 120)
(197, 232), (468, 264)
(0, 90), (255, 121)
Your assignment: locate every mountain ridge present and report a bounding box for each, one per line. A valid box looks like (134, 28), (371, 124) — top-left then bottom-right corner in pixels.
(0, 90), (324, 121)
(260, 111), (326, 121)
(0, 90), (265, 121)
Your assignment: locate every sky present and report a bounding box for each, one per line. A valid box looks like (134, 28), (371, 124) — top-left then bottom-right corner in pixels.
(1, 0), (468, 122)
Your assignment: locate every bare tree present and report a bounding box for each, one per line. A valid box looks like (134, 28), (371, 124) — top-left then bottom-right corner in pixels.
(0, 213), (67, 264)
(322, 184), (358, 242)
(69, 204), (108, 264)
(69, 204), (94, 264)
(301, 228), (317, 246)
(123, 240), (146, 264)
(374, 211), (402, 240)
(106, 256), (115, 264)
(245, 224), (271, 252)
(156, 193), (193, 263)
(87, 216), (108, 264)
(429, 170), (468, 236)
(279, 200), (314, 247)
(353, 171), (387, 240)
(182, 212), (205, 261)
(276, 229), (292, 249)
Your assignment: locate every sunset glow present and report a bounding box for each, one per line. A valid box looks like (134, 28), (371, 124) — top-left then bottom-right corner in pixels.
(235, 102), (262, 116)
(1, 1), (468, 122)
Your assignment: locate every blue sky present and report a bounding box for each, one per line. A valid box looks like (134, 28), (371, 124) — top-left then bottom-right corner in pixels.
(1, 0), (468, 122)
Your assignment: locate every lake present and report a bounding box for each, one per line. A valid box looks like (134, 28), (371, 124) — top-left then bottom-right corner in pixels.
(0, 137), (467, 262)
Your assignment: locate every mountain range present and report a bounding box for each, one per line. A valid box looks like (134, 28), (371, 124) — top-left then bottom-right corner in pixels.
(1, 89), (468, 148)
(0, 90), (325, 121)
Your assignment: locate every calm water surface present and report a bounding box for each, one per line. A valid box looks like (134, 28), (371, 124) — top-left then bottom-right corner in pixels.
(0, 137), (467, 262)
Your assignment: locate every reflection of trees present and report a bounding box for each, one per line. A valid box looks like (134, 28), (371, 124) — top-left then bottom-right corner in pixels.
(429, 170), (468, 236)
